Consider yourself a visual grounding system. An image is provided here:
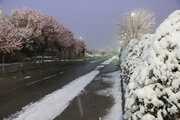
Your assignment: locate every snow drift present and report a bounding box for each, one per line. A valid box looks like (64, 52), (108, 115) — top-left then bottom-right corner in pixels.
(120, 10), (180, 120)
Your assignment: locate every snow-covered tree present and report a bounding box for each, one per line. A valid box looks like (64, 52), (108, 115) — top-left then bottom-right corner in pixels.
(59, 27), (74, 48)
(121, 10), (180, 120)
(9, 8), (66, 62)
(0, 14), (22, 71)
(9, 8), (46, 63)
(9, 8), (36, 47)
(116, 8), (155, 45)
(1, 7), (86, 64)
(40, 15), (64, 62)
(74, 39), (86, 55)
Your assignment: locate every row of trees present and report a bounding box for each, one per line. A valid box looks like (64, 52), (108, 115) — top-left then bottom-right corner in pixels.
(0, 8), (86, 71)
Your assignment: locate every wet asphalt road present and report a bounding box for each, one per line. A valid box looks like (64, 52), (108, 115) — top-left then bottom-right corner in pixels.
(0, 58), (107, 119)
(55, 59), (119, 120)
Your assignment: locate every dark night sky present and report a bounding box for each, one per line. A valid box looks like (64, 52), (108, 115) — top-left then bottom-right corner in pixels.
(1, 0), (180, 50)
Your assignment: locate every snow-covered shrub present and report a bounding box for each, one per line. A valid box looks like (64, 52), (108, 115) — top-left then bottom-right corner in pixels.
(121, 10), (180, 120)
(120, 39), (138, 83)
(120, 34), (154, 83)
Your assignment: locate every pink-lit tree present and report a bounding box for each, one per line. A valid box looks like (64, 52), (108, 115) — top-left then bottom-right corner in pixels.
(9, 8), (46, 63)
(74, 39), (86, 57)
(0, 14), (22, 71)
(59, 27), (74, 47)
(56, 27), (74, 59)
(41, 15), (64, 62)
(5, 7), (86, 65)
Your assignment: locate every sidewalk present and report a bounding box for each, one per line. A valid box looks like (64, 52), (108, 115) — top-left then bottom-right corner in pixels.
(55, 57), (122, 120)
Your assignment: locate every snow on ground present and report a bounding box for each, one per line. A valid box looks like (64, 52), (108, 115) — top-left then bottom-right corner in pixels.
(35, 59), (85, 63)
(5, 57), (115, 120)
(37, 56), (52, 59)
(96, 65), (104, 70)
(101, 56), (118, 65)
(24, 76), (31, 79)
(97, 71), (122, 120)
(0, 62), (21, 66)
(90, 59), (102, 63)
(5, 71), (99, 120)
(59, 59), (84, 62)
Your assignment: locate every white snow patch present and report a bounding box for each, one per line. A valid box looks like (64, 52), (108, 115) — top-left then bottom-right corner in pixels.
(60, 59), (84, 62)
(97, 71), (122, 120)
(90, 59), (101, 63)
(96, 65), (104, 69)
(101, 56), (118, 65)
(5, 70), (100, 120)
(0, 62), (21, 66)
(96, 88), (112, 97)
(24, 76), (31, 79)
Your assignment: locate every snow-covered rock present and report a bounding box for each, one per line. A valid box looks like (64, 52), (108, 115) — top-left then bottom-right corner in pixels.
(121, 10), (180, 120)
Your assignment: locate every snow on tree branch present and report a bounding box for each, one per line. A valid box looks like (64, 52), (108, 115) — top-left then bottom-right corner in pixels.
(116, 8), (155, 45)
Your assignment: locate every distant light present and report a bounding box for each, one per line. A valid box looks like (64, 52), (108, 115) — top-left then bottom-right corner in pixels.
(131, 12), (135, 17)
(79, 36), (83, 40)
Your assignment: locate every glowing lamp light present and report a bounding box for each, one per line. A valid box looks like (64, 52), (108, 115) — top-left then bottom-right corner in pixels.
(131, 12), (135, 17)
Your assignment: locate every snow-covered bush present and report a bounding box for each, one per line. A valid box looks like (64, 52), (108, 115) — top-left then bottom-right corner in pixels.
(120, 34), (154, 83)
(120, 39), (138, 83)
(121, 10), (180, 120)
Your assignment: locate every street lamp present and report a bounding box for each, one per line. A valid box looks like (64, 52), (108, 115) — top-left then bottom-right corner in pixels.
(131, 12), (135, 39)
(0, 5), (2, 14)
(131, 12), (135, 17)
(79, 36), (83, 40)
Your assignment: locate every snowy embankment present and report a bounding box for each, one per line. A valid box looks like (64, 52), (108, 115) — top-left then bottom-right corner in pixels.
(97, 71), (122, 120)
(5, 57), (116, 120)
(120, 11), (180, 119)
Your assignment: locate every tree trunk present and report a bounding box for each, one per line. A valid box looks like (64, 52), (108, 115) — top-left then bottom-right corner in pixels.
(34, 48), (37, 64)
(42, 53), (44, 64)
(69, 48), (71, 60)
(2, 54), (5, 72)
(59, 47), (61, 61)
(20, 53), (24, 68)
(64, 48), (66, 59)
(51, 55), (54, 62)
(51, 48), (54, 62)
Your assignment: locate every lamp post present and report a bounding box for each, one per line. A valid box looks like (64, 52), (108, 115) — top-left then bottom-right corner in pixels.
(0, 5), (2, 14)
(131, 12), (135, 39)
